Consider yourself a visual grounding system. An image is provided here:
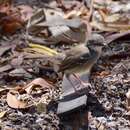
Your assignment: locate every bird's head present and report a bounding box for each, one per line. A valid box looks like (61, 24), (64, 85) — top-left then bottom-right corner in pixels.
(87, 34), (105, 50)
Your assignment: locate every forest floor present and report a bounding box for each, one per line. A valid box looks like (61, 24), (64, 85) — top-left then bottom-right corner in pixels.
(0, 0), (130, 130)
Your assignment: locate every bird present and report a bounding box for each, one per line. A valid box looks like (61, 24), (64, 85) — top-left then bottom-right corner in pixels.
(53, 34), (105, 92)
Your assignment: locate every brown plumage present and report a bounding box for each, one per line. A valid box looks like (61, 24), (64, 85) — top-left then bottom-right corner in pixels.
(55, 34), (104, 73)
(54, 34), (105, 91)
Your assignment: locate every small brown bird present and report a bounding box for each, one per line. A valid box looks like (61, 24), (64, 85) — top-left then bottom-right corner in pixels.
(54, 34), (105, 91)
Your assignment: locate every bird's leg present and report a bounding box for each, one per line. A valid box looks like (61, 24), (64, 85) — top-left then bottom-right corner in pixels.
(65, 74), (78, 93)
(73, 74), (91, 89)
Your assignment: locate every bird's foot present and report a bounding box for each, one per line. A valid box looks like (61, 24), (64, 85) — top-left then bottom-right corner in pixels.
(76, 82), (91, 91)
(72, 82), (90, 95)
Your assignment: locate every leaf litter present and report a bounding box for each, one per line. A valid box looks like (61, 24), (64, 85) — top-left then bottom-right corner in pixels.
(1, 0), (130, 130)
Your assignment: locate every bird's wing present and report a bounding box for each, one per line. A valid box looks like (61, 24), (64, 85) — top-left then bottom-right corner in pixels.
(53, 44), (89, 72)
(65, 44), (89, 57)
(59, 49), (91, 72)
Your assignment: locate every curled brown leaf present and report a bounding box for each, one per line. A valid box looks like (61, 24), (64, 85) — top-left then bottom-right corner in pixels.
(7, 90), (27, 109)
(24, 78), (53, 94)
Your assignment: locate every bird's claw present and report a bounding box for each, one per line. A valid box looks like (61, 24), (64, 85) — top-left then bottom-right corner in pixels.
(75, 82), (91, 90)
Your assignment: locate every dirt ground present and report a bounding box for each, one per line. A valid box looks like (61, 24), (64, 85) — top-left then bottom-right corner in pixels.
(0, 0), (130, 130)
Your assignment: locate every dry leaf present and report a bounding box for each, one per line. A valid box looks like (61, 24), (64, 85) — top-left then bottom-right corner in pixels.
(0, 111), (6, 118)
(11, 54), (23, 67)
(94, 119), (107, 130)
(24, 78), (53, 94)
(17, 5), (33, 22)
(23, 52), (48, 59)
(105, 31), (130, 44)
(27, 9), (87, 45)
(104, 14), (120, 23)
(25, 48), (55, 56)
(64, 10), (82, 19)
(0, 12), (23, 34)
(0, 46), (11, 56)
(92, 4), (130, 32)
(91, 21), (119, 32)
(0, 64), (12, 73)
(7, 90), (27, 109)
(126, 89), (130, 110)
(9, 68), (32, 78)
(98, 10), (120, 23)
(98, 71), (110, 78)
(0, 2), (23, 34)
(28, 43), (59, 56)
(0, 2), (11, 14)
(0, 87), (11, 94)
